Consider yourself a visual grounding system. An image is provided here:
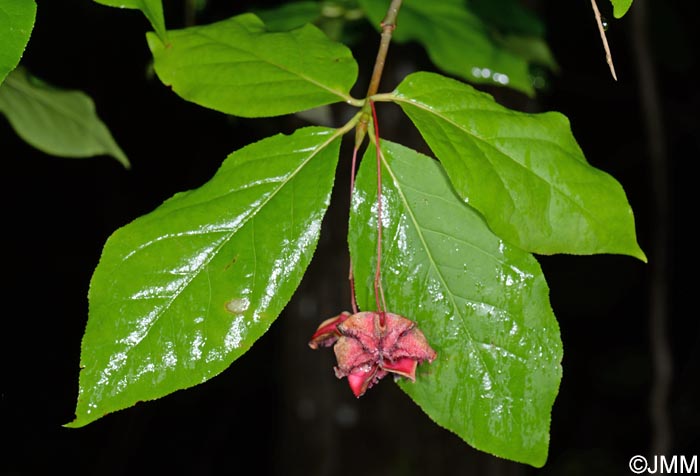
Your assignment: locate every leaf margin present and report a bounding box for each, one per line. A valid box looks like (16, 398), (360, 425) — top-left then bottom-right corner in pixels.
(67, 125), (345, 427)
(377, 71), (647, 262)
(348, 137), (563, 467)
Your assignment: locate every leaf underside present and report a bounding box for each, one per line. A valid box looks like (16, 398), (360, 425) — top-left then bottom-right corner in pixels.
(349, 139), (562, 467)
(93, 0), (167, 41)
(391, 71), (646, 261)
(254, 2), (322, 32)
(68, 126), (341, 427)
(0, 67), (129, 167)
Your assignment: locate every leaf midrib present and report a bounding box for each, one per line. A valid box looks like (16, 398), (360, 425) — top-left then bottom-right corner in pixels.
(113, 130), (341, 354)
(187, 28), (353, 104)
(380, 147), (497, 395)
(393, 94), (603, 227)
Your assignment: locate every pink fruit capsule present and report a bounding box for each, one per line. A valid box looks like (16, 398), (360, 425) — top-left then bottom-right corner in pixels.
(309, 311), (437, 397)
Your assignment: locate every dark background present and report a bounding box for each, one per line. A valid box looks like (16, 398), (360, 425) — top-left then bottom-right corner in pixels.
(2, 0), (698, 475)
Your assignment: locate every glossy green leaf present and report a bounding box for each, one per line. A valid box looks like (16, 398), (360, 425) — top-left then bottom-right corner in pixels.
(67, 126), (341, 427)
(0, 0), (36, 85)
(349, 139), (562, 467)
(93, 0), (167, 41)
(611, 0), (633, 18)
(358, 0), (535, 95)
(146, 13), (359, 118)
(254, 1), (321, 31)
(388, 72), (646, 260)
(0, 67), (129, 167)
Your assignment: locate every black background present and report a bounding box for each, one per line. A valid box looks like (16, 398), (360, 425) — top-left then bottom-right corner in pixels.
(2, 0), (698, 475)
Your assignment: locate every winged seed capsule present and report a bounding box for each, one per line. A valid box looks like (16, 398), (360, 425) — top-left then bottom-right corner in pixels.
(308, 311), (437, 397)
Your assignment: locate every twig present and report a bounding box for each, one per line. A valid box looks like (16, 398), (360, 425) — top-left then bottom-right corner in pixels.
(590, 0), (618, 80)
(365, 0), (403, 98)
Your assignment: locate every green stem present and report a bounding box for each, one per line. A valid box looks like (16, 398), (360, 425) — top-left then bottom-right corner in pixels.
(338, 110), (363, 136)
(369, 92), (396, 102)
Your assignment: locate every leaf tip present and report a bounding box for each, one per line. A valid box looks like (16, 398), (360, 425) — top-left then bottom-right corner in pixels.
(62, 412), (90, 429)
(114, 151), (131, 169)
(613, 3), (633, 19)
(625, 239), (648, 263)
(634, 248), (648, 263)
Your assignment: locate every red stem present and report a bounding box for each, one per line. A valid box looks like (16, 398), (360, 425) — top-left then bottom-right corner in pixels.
(346, 0), (401, 318)
(348, 146), (360, 314)
(370, 101), (387, 320)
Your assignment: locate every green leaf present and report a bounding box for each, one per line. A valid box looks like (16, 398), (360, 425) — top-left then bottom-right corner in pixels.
(0, 0), (36, 85)
(467, 0), (545, 37)
(349, 139), (562, 467)
(254, 1), (321, 32)
(498, 35), (559, 72)
(611, 0), (633, 18)
(146, 13), (359, 118)
(93, 0), (167, 41)
(0, 67), (129, 167)
(67, 126), (341, 427)
(387, 71), (646, 261)
(358, 0), (535, 95)
(467, 0), (560, 73)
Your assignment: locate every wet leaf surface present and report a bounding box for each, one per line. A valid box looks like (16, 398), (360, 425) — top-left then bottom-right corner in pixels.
(390, 72), (646, 260)
(69, 127), (341, 426)
(349, 139), (562, 467)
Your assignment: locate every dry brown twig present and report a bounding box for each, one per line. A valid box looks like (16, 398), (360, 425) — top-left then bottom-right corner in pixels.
(591, 0), (618, 80)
